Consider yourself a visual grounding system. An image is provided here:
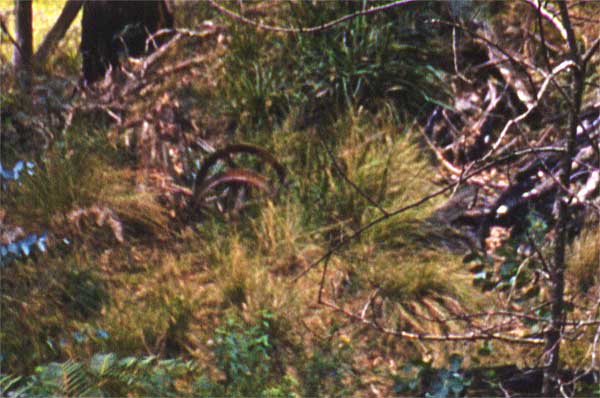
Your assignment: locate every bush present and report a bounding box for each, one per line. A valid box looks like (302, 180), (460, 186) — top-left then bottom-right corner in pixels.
(197, 310), (291, 397)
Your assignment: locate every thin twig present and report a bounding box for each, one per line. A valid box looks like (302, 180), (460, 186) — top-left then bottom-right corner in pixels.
(319, 297), (545, 344)
(453, 26), (472, 84)
(526, 231), (551, 273)
(534, 0), (554, 73)
(520, 0), (568, 40)
(0, 14), (24, 61)
(292, 145), (566, 283)
(582, 36), (600, 67)
(207, 0), (420, 34)
(479, 59), (576, 162)
(592, 323), (600, 371)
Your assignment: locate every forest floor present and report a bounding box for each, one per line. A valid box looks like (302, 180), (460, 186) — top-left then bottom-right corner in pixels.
(1, 1), (599, 397)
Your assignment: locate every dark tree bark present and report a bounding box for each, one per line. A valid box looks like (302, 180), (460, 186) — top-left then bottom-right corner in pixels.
(34, 0), (83, 64)
(541, 2), (584, 396)
(12, 0), (33, 88)
(81, 0), (174, 84)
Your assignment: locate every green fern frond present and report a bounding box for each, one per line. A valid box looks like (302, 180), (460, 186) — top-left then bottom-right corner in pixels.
(0, 374), (28, 397)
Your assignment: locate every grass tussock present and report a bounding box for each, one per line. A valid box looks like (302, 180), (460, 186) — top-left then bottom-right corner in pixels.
(567, 226), (600, 294)
(366, 251), (470, 303)
(8, 149), (108, 228)
(7, 150), (169, 243)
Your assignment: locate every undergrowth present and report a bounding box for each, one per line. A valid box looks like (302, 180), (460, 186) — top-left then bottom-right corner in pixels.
(1, 1), (598, 397)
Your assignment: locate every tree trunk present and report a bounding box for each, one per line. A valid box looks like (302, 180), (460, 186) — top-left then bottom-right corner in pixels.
(34, 0), (83, 65)
(81, 0), (174, 84)
(541, 2), (584, 396)
(12, 0), (33, 88)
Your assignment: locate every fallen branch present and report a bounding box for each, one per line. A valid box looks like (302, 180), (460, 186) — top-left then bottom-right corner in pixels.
(319, 297), (544, 344)
(479, 59), (576, 162)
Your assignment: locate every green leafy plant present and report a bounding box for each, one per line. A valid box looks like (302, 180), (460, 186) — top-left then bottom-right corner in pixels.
(0, 353), (198, 398)
(299, 337), (357, 398)
(394, 354), (471, 398)
(198, 311), (277, 396)
(469, 211), (548, 302)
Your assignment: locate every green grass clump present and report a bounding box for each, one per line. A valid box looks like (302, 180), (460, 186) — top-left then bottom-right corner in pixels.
(219, 2), (450, 135)
(286, 1), (450, 116)
(366, 252), (465, 303)
(268, 106), (440, 246)
(5, 122), (169, 242)
(222, 24), (290, 132)
(7, 148), (107, 229)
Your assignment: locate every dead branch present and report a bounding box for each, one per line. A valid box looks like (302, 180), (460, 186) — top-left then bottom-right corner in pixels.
(207, 0), (420, 34)
(0, 12), (24, 63)
(318, 297), (544, 344)
(520, 0), (568, 41)
(479, 59), (576, 162)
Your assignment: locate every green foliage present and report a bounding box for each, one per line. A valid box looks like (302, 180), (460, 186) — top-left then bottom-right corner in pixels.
(0, 354), (198, 398)
(2, 2), (598, 397)
(197, 310), (283, 397)
(468, 212), (548, 303)
(222, 23), (289, 131)
(394, 354), (471, 398)
(287, 1), (450, 117)
(1, 343), (299, 398)
(224, 55), (289, 131)
(221, 2), (450, 133)
(269, 108), (439, 242)
(0, 375), (29, 398)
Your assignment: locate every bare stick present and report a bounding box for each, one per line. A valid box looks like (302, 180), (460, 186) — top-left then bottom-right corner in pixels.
(521, 0), (567, 41)
(318, 296), (545, 344)
(207, 0), (420, 34)
(480, 59), (576, 162)
(0, 13), (22, 55)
